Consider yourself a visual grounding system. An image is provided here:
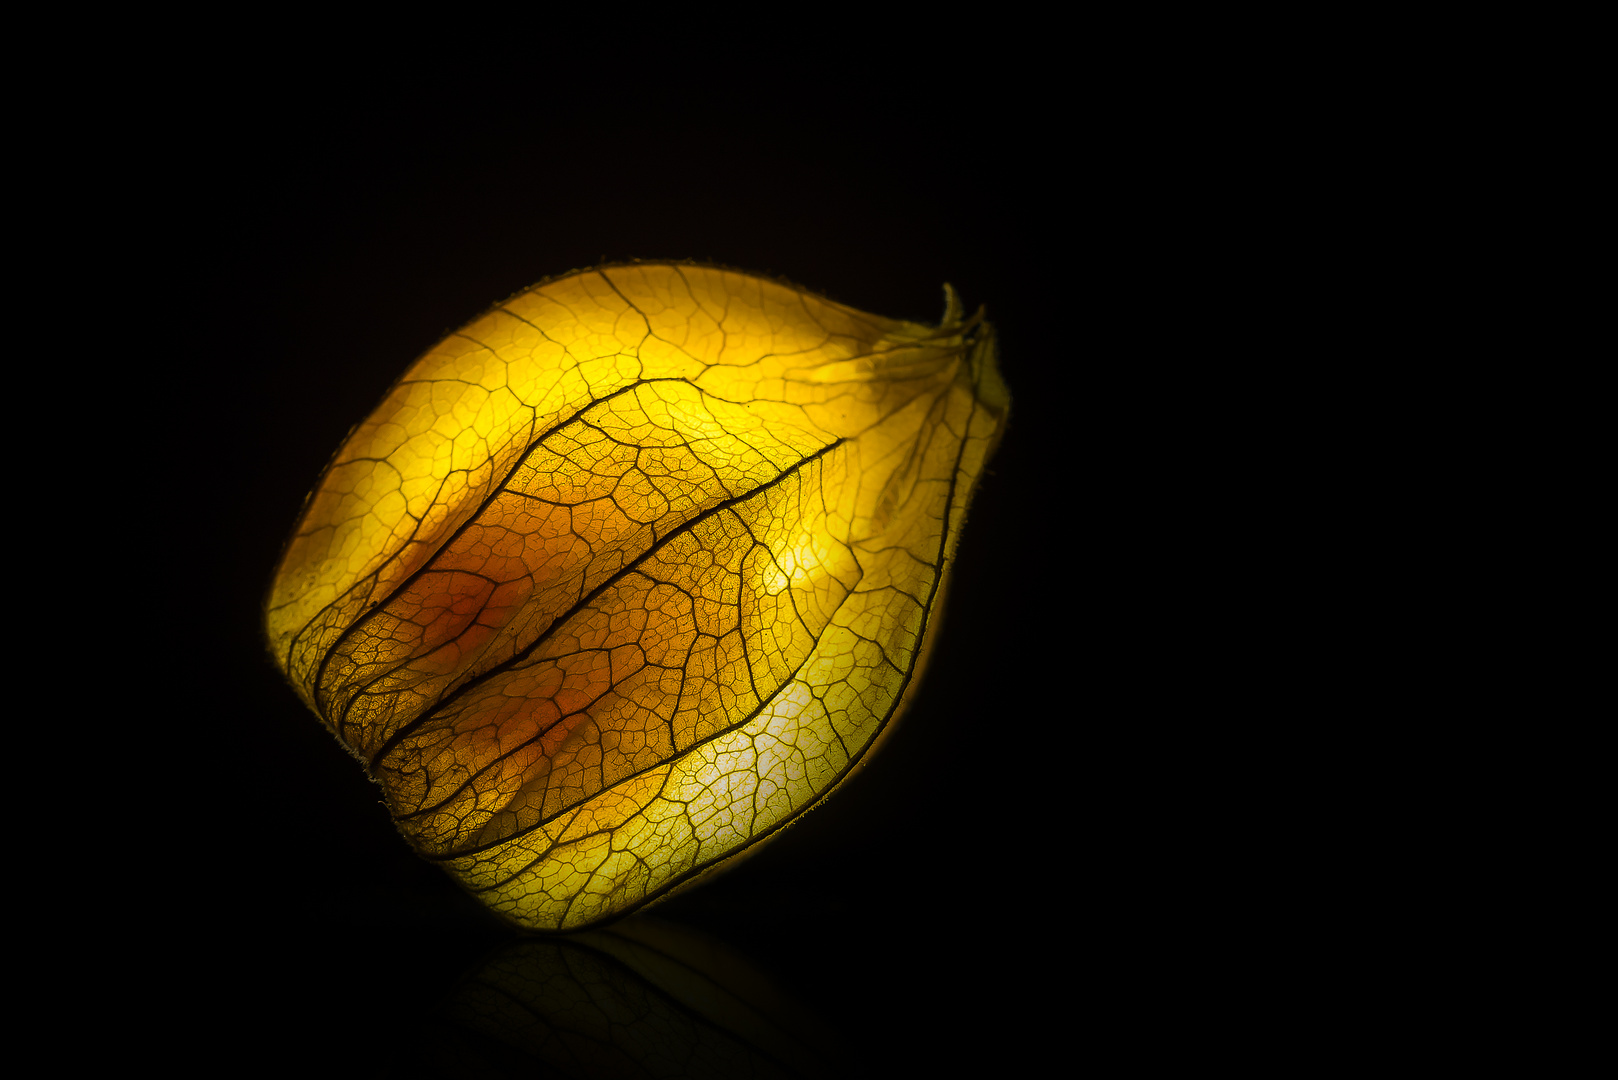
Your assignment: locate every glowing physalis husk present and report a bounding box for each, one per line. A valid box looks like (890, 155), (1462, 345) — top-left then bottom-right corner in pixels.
(265, 262), (1009, 930)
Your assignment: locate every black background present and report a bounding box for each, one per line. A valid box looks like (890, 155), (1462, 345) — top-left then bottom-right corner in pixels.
(145, 47), (1122, 1076)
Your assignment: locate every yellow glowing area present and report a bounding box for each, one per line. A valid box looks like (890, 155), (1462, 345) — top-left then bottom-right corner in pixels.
(265, 263), (1008, 930)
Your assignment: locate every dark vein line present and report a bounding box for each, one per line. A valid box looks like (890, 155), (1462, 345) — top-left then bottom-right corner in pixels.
(308, 377), (689, 724)
(368, 438), (845, 772)
(430, 618), (828, 864)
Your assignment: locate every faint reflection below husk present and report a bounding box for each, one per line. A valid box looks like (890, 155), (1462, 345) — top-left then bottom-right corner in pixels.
(416, 916), (841, 1079)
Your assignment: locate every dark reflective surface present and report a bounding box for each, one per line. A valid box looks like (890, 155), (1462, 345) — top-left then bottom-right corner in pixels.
(404, 918), (838, 1079)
